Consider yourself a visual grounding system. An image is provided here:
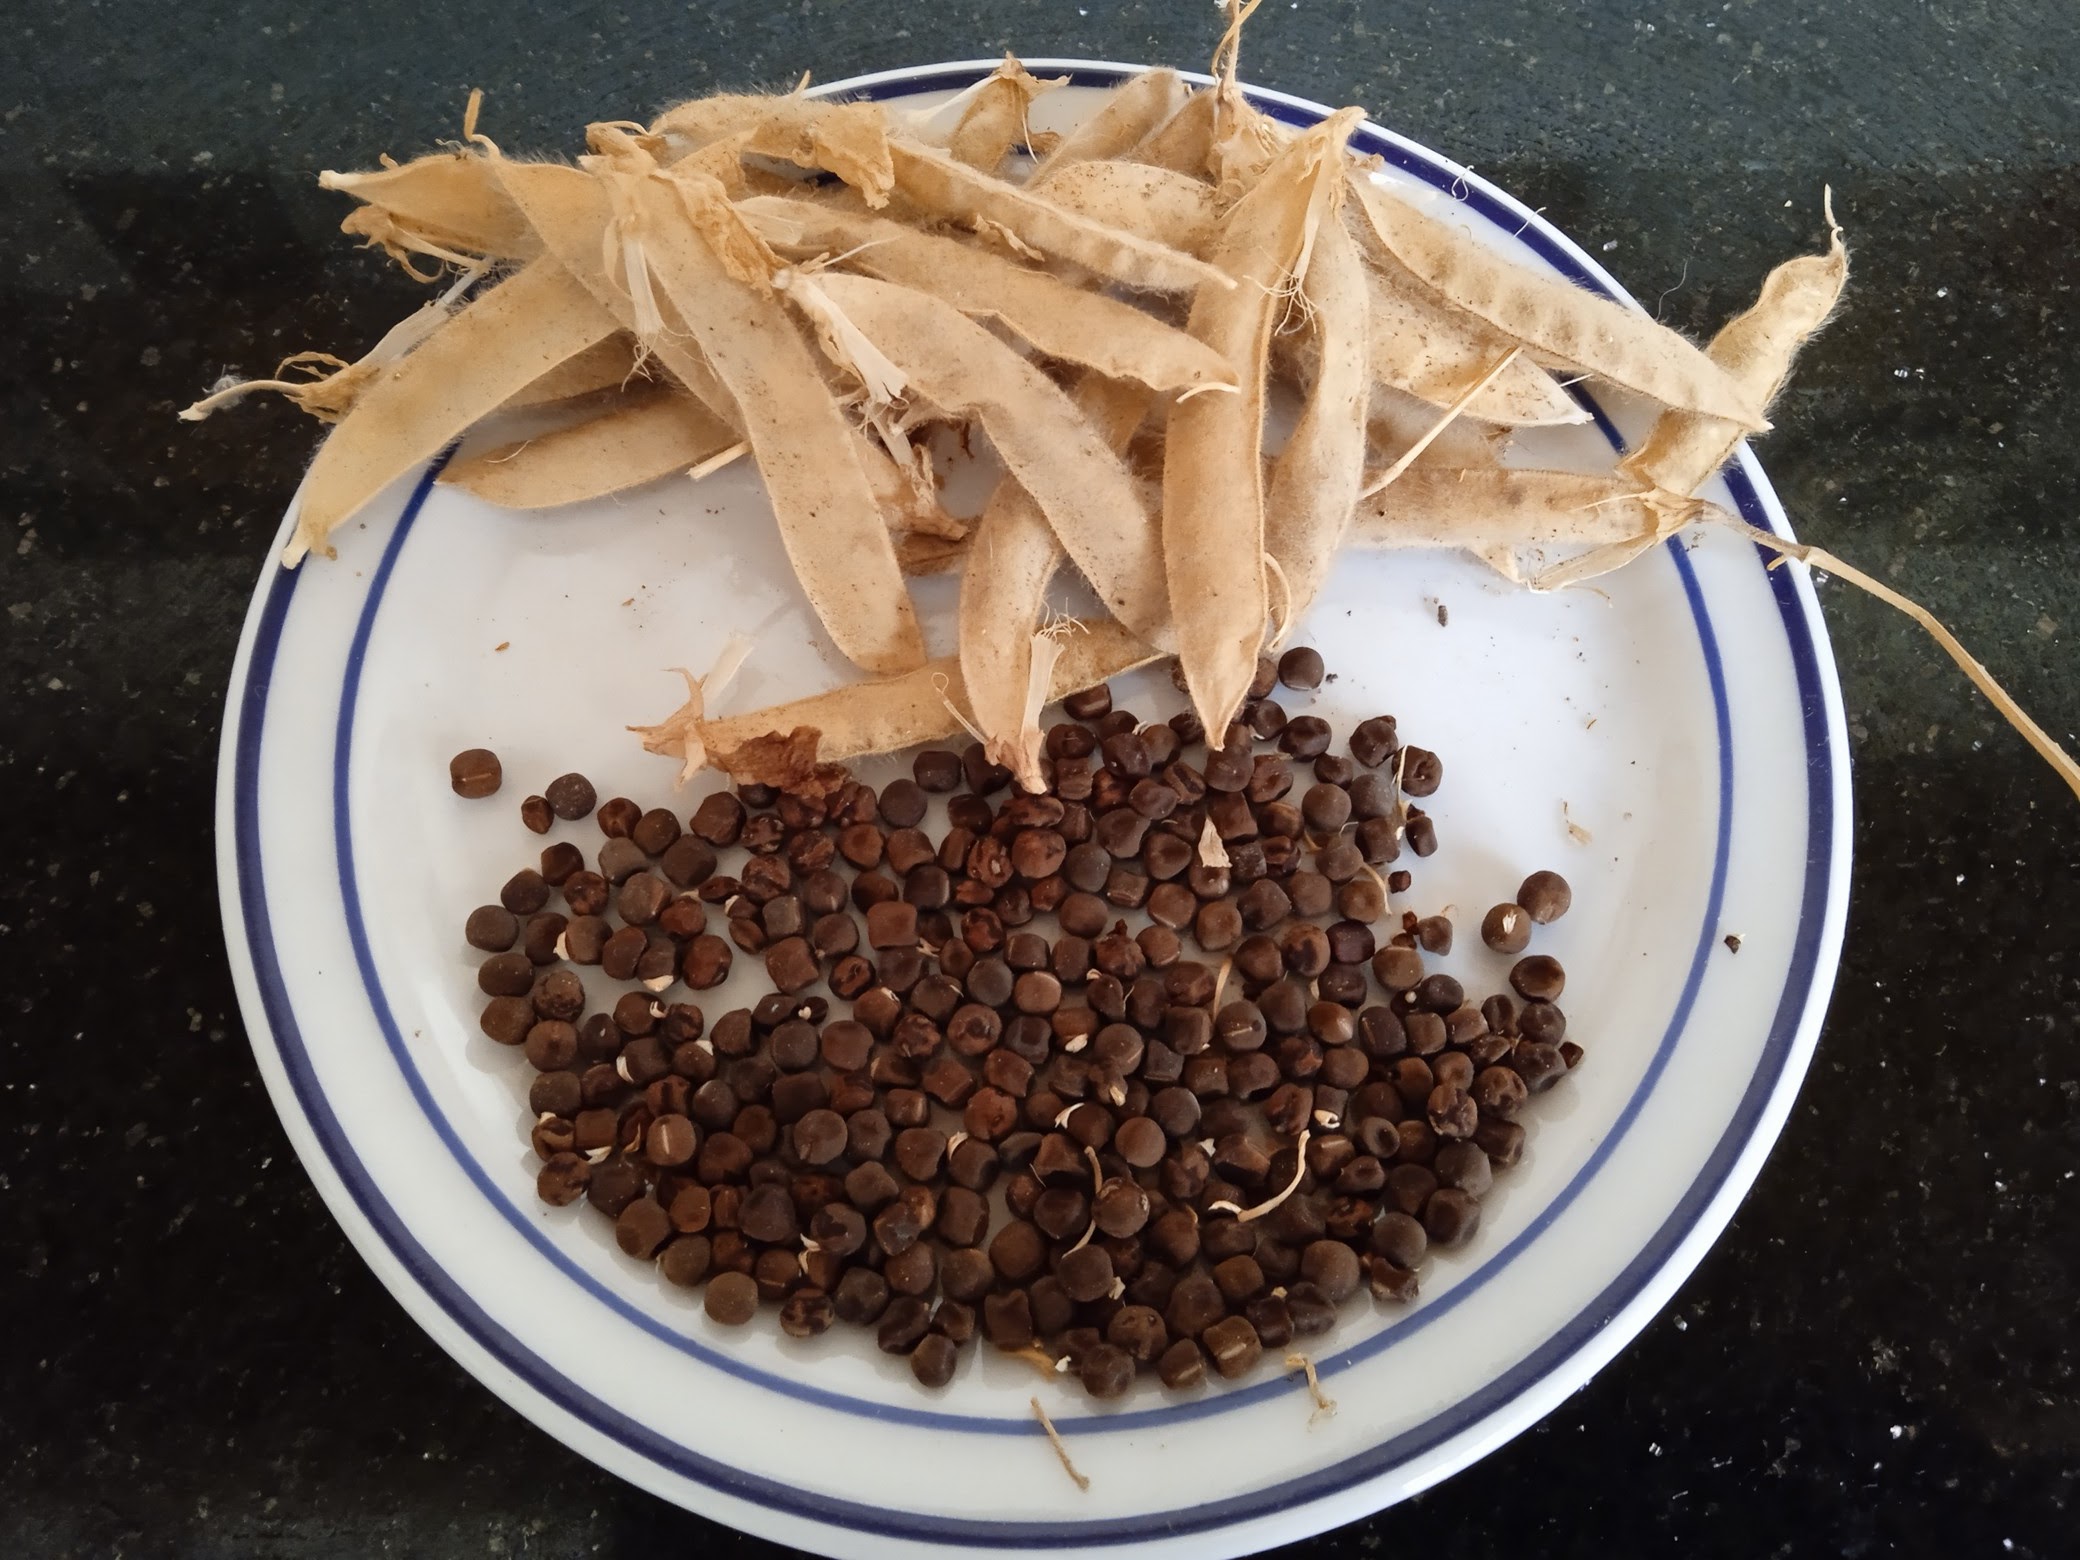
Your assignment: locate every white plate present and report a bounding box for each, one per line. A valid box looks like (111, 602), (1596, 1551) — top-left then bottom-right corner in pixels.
(216, 60), (1851, 1560)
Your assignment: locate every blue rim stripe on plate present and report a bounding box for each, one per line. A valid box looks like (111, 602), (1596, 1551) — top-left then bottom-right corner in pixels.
(229, 63), (1839, 1545)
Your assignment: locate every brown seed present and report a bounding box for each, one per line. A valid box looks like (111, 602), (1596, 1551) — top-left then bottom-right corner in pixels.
(535, 1153), (589, 1206)
(866, 899), (919, 950)
(780, 1289), (836, 1338)
(1348, 717), (1399, 768)
(833, 1267), (892, 1325)
(616, 1197), (672, 1259)
(1481, 902), (1531, 955)
(1424, 1186), (1482, 1247)
(1400, 747), (1444, 797)
(1511, 954), (1567, 1001)
(909, 1332), (959, 1388)
(1058, 1244), (1116, 1303)
(596, 796), (642, 838)
(543, 771), (595, 819)
(1201, 1315), (1263, 1379)
(689, 791), (745, 846)
(763, 936), (818, 993)
(1158, 1337), (1206, 1390)
(448, 748), (502, 799)
(1277, 645), (1325, 690)
(519, 794), (553, 834)
(1513, 869), (1571, 923)
(704, 1270), (760, 1325)
(680, 935), (732, 990)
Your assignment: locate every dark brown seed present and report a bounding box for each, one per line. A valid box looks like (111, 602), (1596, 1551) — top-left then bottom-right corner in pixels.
(1301, 782), (1351, 833)
(1055, 682), (1111, 723)
(1058, 1244), (1115, 1303)
(1517, 870), (1572, 924)
(1473, 1065), (1530, 1119)
(1276, 645), (1325, 690)
(1513, 1040), (1568, 1093)
(596, 797), (642, 839)
(668, 1184), (713, 1234)
(1434, 1140), (1494, 1196)
(1244, 698), (1287, 741)
(1158, 1337), (1206, 1390)
(536, 771), (591, 819)
(615, 1197), (672, 1259)
(1314, 754), (1357, 786)
(1482, 902), (1532, 954)
(617, 872), (669, 927)
(688, 792), (745, 847)
(912, 749), (961, 792)
(702, 1269), (758, 1325)
(909, 1332), (959, 1388)
(517, 794), (553, 835)
(539, 841), (586, 887)
(596, 838), (647, 886)
(979, 1289), (1034, 1353)
(529, 968), (583, 1022)
(1405, 813), (1438, 858)
(1202, 1315), (1263, 1379)
(760, 936), (815, 993)
(989, 1220), (1047, 1283)
(1511, 955), (1566, 1001)
(498, 869), (549, 917)
(561, 871), (608, 917)
(1400, 747), (1443, 796)
(1107, 1304), (1170, 1365)
(523, 1018), (578, 1071)
(535, 1153), (589, 1206)
(1424, 1186), (1482, 1247)
(1273, 718), (1326, 762)
(657, 1235), (712, 1288)
(1518, 1001), (1566, 1044)
(674, 935), (728, 990)
(885, 1241), (938, 1296)
(466, 906), (520, 954)
(1412, 973), (1462, 1015)
(779, 1289), (836, 1338)
(449, 748), (503, 799)
(625, 807), (677, 856)
(1244, 1292), (1293, 1349)
(1348, 717), (1399, 768)
(1212, 1253), (1265, 1304)
(1415, 915), (1453, 955)
(586, 1160), (645, 1219)
(1078, 1343), (1136, 1400)
(832, 1267), (891, 1326)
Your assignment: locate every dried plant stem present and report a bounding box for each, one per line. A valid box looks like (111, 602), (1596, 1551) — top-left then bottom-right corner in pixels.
(1730, 519), (2080, 803)
(1285, 1352), (1337, 1421)
(1030, 1398), (1090, 1491)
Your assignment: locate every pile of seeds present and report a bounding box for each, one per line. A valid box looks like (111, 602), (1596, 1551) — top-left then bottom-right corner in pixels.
(455, 651), (1579, 1398)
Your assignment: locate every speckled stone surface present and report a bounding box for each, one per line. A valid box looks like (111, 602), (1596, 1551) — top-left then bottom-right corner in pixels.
(2, 1), (2075, 1555)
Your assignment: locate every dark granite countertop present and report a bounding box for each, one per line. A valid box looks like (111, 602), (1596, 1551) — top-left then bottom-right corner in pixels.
(3, 1), (2075, 1554)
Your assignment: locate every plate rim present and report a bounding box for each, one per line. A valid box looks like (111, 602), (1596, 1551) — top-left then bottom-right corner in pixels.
(215, 57), (1854, 1555)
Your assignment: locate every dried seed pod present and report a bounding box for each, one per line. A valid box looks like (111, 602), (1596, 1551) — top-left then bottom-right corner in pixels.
(1265, 213), (1370, 630)
(800, 270), (1171, 643)
(1040, 159), (1217, 254)
(1345, 172), (1767, 428)
(741, 199), (1235, 395)
(883, 136), (1233, 295)
(442, 389), (740, 509)
(1163, 109), (1360, 739)
(1028, 68), (1186, 185)
(268, 258), (619, 565)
